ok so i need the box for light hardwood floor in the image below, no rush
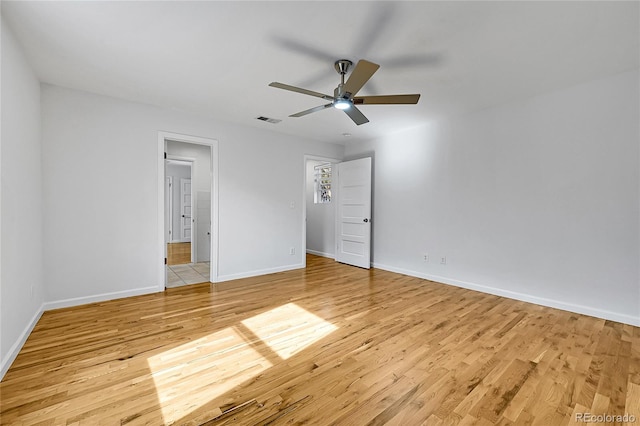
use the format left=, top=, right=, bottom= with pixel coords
left=167, top=242, right=191, bottom=265
left=1, top=255, right=638, bottom=425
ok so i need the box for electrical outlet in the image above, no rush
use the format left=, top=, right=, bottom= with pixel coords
left=440, top=256, right=447, bottom=265
left=423, top=253, right=429, bottom=262
left=289, top=247, right=295, bottom=255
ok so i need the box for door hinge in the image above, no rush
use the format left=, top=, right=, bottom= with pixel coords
left=164, top=257, right=167, bottom=265
left=164, top=152, right=167, bottom=159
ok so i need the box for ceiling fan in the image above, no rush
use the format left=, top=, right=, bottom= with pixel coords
left=269, top=59, right=420, bottom=125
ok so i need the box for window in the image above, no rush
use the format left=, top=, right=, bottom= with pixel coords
left=314, top=163, right=332, bottom=204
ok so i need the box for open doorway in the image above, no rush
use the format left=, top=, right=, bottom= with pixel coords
left=158, top=132, right=219, bottom=290
left=302, top=155, right=340, bottom=267
left=303, top=155, right=373, bottom=270
left=165, top=144, right=209, bottom=287
left=165, top=159, right=193, bottom=267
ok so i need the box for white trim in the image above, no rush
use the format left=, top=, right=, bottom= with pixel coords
left=158, top=135, right=165, bottom=290
left=373, top=262, right=640, bottom=327
left=43, top=287, right=160, bottom=311
left=216, top=263, right=304, bottom=283
left=1, top=305, right=44, bottom=380
left=1, top=285, right=159, bottom=380
left=306, top=249, right=334, bottom=258
left=165, top=176, right=173, bottom=242
left=158, top=131, right=219, bottom=288
left=302, top=155, right=341, bottom=268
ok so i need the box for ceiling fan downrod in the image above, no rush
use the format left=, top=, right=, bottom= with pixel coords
left=334, top=59, right=353, bottom=103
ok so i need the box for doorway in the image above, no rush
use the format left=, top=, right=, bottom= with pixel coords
left=303, top=155, right=340, bottom=267
left=157, top=131, right=219, bottom=290
left=165, top=159, right=193, bottom=267
left=164, top=148, right=208, bottom=287
left=303, top=155, right=372, bottom=270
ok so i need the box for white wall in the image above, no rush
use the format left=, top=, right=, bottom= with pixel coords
left=166, top=141, right=211, bottom=262
left=1, top=18, right=45, bottom=377
left=166, top=162, right=191, bottom=242
left=305, top=160, right=336, bottom=257
left=345, top=70, right=640, bottom=325
left=41, top=84, right=344, bottom=304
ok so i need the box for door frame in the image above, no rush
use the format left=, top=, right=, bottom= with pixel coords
left=302, top=154, right=341, bottom=268
left=158, top=131, right=219, bottom=290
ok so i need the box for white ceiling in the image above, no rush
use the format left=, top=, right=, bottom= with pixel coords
left=2, top=1, right=638, bottom=145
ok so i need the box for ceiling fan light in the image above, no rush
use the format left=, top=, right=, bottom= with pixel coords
left=334, top=99, right=351, bottom=110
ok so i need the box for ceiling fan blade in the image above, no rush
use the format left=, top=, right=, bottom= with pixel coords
left=353, top=94, right=421, bottom=105
left=344, top=105, right=369, bottom=125
left=271, top=36, right=336, bottom=63
left=383, top=52, right=444, bottom=68
left=290, top=103, right=333, bottom=118
left=352, top=2, right=395, bottom=58
left=269, top=82, right=333, bottom=100
left=343, top=60, right=380, bottom=97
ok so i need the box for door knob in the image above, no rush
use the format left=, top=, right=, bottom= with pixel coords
left=363, top=218, right=369, bottom=223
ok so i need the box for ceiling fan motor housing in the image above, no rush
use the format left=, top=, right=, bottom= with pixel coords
left=334, top=86, right=351, bottom=100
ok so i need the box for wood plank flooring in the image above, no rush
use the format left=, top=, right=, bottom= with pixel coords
left=167, top=242, right=191, bottom=265
left=1, top=255, right=638, bottom=425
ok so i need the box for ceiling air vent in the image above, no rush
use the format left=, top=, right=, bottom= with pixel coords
left=255, top=116, right=282, bottom=124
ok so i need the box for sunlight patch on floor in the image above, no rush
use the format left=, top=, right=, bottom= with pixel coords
left=241, top=302, right=338, bottom=360
left=147, top=326, right=272, bottom=423
left=146, top=303, right=338, bottom=423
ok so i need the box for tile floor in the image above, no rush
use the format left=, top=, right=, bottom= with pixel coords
left=166, top=262, right=210, bottom=288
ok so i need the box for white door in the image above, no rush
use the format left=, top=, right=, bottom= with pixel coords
left=180, top=178, right=192, bottom=242
left=336, top=157, right=372, bottom=269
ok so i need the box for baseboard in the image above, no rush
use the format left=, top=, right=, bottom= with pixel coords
left=1, top=304, right=44, bottom=381
left=373, top=262, right=640, bottom=327
left=216, top=263, right=304, bottom=283
left=4, top=263, right=635, bottom=383
left=43, top=286, right=160, bottom=311
left=306, top=249, right=335, bottom=259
